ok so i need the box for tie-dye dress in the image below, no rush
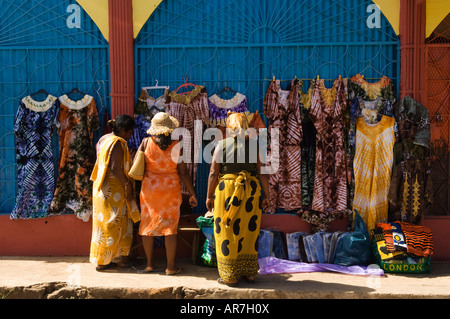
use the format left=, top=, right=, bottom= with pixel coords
left=352, top=116, right=395, bottom=233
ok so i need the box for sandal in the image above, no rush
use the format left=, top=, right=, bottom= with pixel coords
left=241, top=276, right=256, bottom=284
left=217, top=278, right=238, bottom=287
left=165, top=267, right=183, bottom=276
left=96, top=262, right=118, bottom=272
left=139, top=266, right=162, bottom=274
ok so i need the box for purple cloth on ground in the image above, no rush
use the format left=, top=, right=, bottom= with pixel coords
left=258, top=257, right=385, bottom=276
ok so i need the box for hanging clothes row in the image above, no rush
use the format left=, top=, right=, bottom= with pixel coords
left=265, top=74, right=431, bottom=233
left=12, top=91, right=100, bottom=221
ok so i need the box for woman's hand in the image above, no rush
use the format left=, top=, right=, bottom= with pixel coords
left=261, top=198, right=270, bottom=212
left=205, top=197, right=214, bottom=212
left=125, top=181, right=134, bottom=202
left=189, top=195, right=198, bottom=208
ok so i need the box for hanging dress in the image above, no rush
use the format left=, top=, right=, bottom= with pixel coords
left=139, top=138, right=182, bottom=236
left=353, top=115, right=395, bottom=233
left=165, top=85, right=210, bottom=207
left=11, top=95, right=59, bottom=219
left=310, top=79, right=348, bottom=215
left=298, top=80, right=316, bottom=208
left=208, top=92, right=249, bottom=137
left=263, top=79, right=303, bottom=213
left=89, top=135, right=140, bottom=266
left=128, top=88, right=168, bottom=152
left=48, top=94, right=99, bottom=222
left=388, top=159, right=433, bottom=224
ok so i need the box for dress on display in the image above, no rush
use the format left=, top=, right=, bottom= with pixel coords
left=11, top=95, right=59, bottom=219
left=309, top=78, right=348, bottom=218
left=165, top=85, right=210, bottom=201
left=298, top=80, right=316, bottom=208
left=48, top=94, right=99, bottom=222
left=347, top=74, right=397, bottom=208
left=264, top=79, right=303, bottom=213
left=388, top=159, right=433, bottom=224
left=353, top=115, right=395, bottom=233
left=128, top=88, right=168, bottom=152
left=208, top=92, right=249, bottom=136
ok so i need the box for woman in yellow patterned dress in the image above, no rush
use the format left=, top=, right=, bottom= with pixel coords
left=90, top=115, right=140, bottom=271
left=206, top=112, right=270, bottom=286
left=352, top=115, right=395, bottom=234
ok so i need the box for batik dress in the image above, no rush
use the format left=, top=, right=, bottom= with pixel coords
left=263, top=79, right=303, bottom=213
left=89, top=135, right=140, bottom=266
left=353, top=116, right=395, bottom=233
left=49, top=94, right=99, bottom=221
left=213, top=137, right=261, bottom=283
left=307, top=79, right=348, bottom=230
left=347, top=74, right=397, bottom=207
left=298, top=80, right=316, bottom=208
left=388, top=159, right=433, bottom=224
left=11, top=95, right=59, bottom=219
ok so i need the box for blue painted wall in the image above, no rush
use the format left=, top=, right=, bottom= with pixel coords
left=135, top=0, right=400, bottom=214
left=0, top=1, right=110, bottom=214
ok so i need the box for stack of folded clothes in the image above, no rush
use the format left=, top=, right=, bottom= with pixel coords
left=371, top=222, right=433, bottom=274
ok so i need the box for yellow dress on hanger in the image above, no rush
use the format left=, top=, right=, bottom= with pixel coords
left=352, top=115, right=395, bottom=233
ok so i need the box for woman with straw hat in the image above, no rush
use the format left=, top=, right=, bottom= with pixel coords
left=137, top=112, right=197, bottom=274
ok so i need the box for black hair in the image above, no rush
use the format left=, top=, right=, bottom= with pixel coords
left=153, top=134, right=172, bottom=151
left=107, top=114, right=135, bottom=135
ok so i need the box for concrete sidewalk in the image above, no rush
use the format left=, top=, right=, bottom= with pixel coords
left=1, top=256, right=450, bottom=299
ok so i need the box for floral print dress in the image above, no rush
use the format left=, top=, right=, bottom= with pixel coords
left=11, top=95, right=59, bottom=219
left=48, top=94, right=99, bottom=221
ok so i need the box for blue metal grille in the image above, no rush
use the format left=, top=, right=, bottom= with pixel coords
left=135, top=0, right=400, bottom=214
left=0, top=1, right=110, bottom=214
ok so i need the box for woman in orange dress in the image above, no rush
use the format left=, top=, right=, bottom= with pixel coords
left=137, top=112, right=197, bottom=274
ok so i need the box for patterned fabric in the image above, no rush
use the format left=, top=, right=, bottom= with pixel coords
left=299, top=80, right=316, bottom=208
left=347, top=74, right=397, bottom=209
left=89, top=135, right=140, bottom=266
left=310, top=79, right=348, bottom=214
left=352, top=115, right=395, bottom=233
left=398, top=222, right=433, bottom=257
left=11, top=95, right=59, bottom=219
left=48, top=95, right=99, bottom=222
left=264, top=79, right=303, bottom=213
left=388, top=159, right=433, bottom=224
left=208, top=93, right=249, bottom=128
left=166, top=85, right=209, bottom=202
left=139, top=138, right=182, bottom=236
left=348, top=74, right=396, bottom=103
left=376, top=222, right=396, bottom=253
left=213, top=171, right=261, bottom=283
left=128, top=114, right=151, bottom=152
left=128, top=89, right=168, bottom=151
left=393, top=96, right=431, bottom=165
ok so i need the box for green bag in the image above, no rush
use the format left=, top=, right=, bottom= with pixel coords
left=196, top=216, right=217, bottom=268
left=371, top=228, right=431, bottom=274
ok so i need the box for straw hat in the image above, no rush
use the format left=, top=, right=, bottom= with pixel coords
left=147, top=112, right=179, bottom=136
